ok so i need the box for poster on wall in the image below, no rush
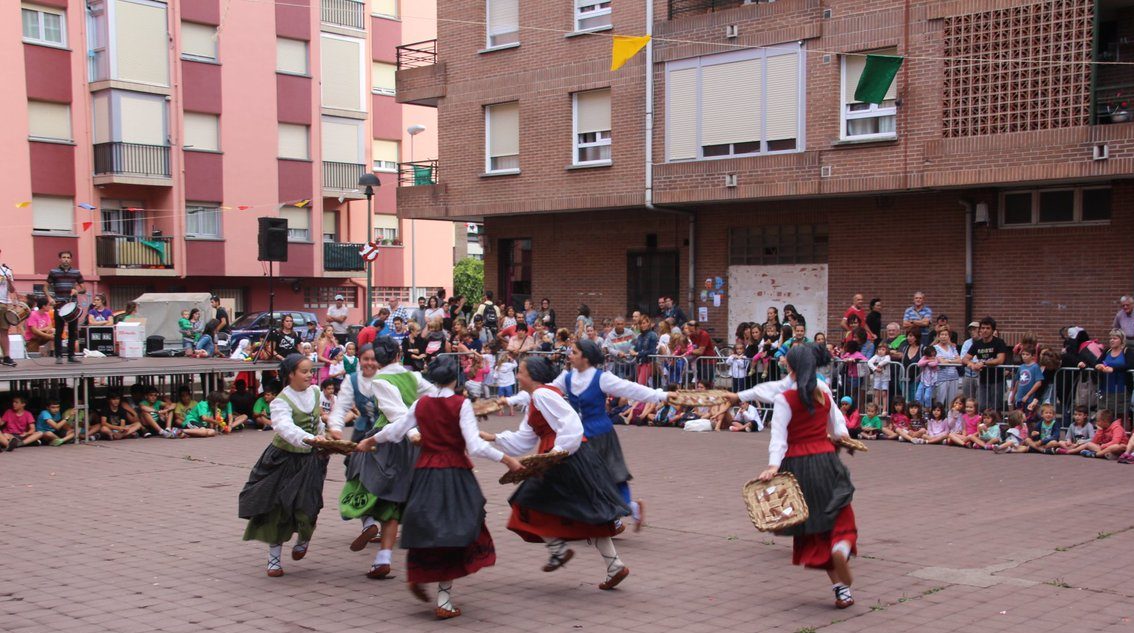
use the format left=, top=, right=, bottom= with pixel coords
left=727, top=265, right=828, bottom=340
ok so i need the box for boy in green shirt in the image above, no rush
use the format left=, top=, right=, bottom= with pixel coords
left=860, top=401, right=884, bottom=440
left=252, top=386, right=276, bottom=431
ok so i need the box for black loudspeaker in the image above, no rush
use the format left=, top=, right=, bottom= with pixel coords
left=258, top=217, right=289, bottom=262
left=145, top=335, right=165, bottom=355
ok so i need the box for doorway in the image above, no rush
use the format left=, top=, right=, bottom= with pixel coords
left=627, top=251, right=678, bottom=317
left=498, top=238, right=532, bottom=311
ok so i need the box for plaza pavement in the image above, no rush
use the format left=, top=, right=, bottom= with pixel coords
left=1, top=417, right=1132, bottom=633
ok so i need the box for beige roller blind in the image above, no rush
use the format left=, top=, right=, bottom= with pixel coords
left=277, top=37, right=308, bottom=74
left=118, top=94, right=166, bottom=144
left=373, top=214, right=398, bottom=231
left=373, top=0, right=397, bottom=17
left=372, top=139, right=399, bottom=163
left=321, top=117, right=361, bottom=163
left=576, top=89, right=610, bottom=134
left=279, top=206, right=309, bottom=230
left=32, top=195, right=73, bottom=233
left=700, top=59, right=761, bottom=146
left=487, top=102, right=519, bottom=157
left=321, top=34, right=363, bottom=110
left=765, top=52, right=800, bottom=141
left=115, top=0, right=169, bottom=86
left=488, top=0, right=519, bottom=39
left=322, top=210, right=337, bottom=238
left=183, top=112, right=219, bottom=151
left=28, top=101, right=72, bottom=141
left=92, top=93, right=110, bottom=144
left=278, top=123, right=309, bottom=159
left=666, top=67, right=698, bottom=160
left=181, top=21, right=217, bottom=60
left=843, top=47, right=897, bottom=104
left=372, top=61, right=396, bottom=93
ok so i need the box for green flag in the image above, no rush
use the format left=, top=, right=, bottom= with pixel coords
left=854, top=54, right=904, bottom=105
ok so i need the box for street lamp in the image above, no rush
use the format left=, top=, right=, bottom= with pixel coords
left=358, top=172, right=381, bottom=325
left=406, top=124, right=426, bottom=302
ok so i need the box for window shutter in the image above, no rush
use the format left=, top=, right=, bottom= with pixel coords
left=322, top=210, right=337, bottom=239
left=667, top=67, right=698, bottom=160
left=372, top=139, right=399, bottom=163
left=321, top=35, right=363, bottom=110
left=765, top=52, right=800, bottom=141
left=844, top=47, right=897, bottom=104
left=373, top=0, right=397, bottom=17
left=279, top=206, right=309, bottom=230
left=321, top=117, right=361, bottom=163
left=576, top=89, right=611, bottom=134
left=32, top=196, right=73, bottom=233
left=183, top=112, right=219, bottom=151
left=277, top=38, right=308, bottom=74
left=372, top=61, right=396, bottom=92
left=488, top=0, right=519, bottom=38
left=700, top=59, right=761, bottom=146
left=488, top=102, right=519, bottom=157
left=115, top=0, right=169, bottom=86
left=278, top=123, right=309, bottom=159
left=118, top=94, right=166, bottom=145
left=181, top=22, right=216, bottom=59
left=27, top=101, right=72, bottom=141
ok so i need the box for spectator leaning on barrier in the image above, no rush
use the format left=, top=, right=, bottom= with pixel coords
left=902, top=291, right=933, bottom=346
left=959, top=321, right=981, bottom=399
left=866, top=298, right=883, bottom=342
left=963, top=317, right=1009, bottom=411
left=1114, top=296, right=1134, bottom=348
left=684, top=320, right=715, bottom=383
left=604, top=317, right=636, bottom=371
left=841, top=293, right=867, bottom=338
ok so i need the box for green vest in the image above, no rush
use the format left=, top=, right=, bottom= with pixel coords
left=373, top=371, right=420, bottom=430
left=272, top=389, right=322, bottom=453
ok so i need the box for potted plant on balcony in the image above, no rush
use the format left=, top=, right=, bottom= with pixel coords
left=1102, top=90, right=1131, bottom=124
left=392, top=239, right=402, bottom=246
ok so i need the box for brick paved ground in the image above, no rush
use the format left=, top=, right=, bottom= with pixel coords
left=2, top=419, right=1133, bottom=632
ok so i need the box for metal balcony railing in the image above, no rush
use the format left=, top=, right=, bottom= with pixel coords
left=323, top=242, right=365, bottom=272
left=322, top=161, right=367, bottom=190
left=320, top=0, right=365, bottom=29
left=96, top=235, right=173, bottom=269
left=668, top=0, right=769, bottom=19
left=396, top=39, right=437, bottom=70
left=398, top=160, right=438, bottom=186
left=93, top=142, right=171, bottom=178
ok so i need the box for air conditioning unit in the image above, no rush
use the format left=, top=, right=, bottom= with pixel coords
left=724, top=174, right=738, bottom=188
left=725, top=24, right=738, bottom=38
left=1094, top=143, right=1110, bottom=161
left=820, top=165, right=833, bottom=178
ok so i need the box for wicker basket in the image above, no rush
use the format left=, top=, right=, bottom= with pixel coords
left=833, top=436, right=869, bottom=453
left=499, top=451, right=569, bottom=485
left=741, top=472, right=809, bottom=533
left=472, top=399, right=502, bottom=417
left=303, top=437, right=358, bottom=455
left=669, top=389, right=731, bottom=407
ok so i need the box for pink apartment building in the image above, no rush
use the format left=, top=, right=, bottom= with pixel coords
left=4, top=0, right=449, bottom=323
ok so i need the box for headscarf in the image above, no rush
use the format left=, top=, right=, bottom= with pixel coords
left=230, top=338, right=250, bottom=359
left=424, top=354, right=458, bottom=386
left=372, top=336, right=400, bottom=366
left=522, top=355, right=558, bottom=385
left=574, top=339, right=604, bottom=367
left=785, top=343, right=820, bottom=414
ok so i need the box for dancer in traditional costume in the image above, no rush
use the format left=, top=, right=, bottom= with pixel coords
left=328, top=337, right=432, bottom=579
left=239, top=354, right=329, bottom=577
left=485, top=355, right=633, bottom=590
left=742, top=344, right=859, bottom=609
left=356, top=355, right=521, bottom=619
left=503, top=339, right=663, bottom=529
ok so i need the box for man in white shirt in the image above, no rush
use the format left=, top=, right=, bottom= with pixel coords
left=325, top=294, right=350, bottom=344
left=0, top=255, right=18, bottom=366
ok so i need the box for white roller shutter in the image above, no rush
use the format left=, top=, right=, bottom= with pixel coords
left=183, top=112, right=219, bottom=151
left=487, top=0, right=519, bottom=45
left=321, top=117, right=362, bottom=163
left=28, top=101, right=72, bottom=141
left=700, top=59, right=761, bottom=146
left=181, top=22, right=216, bottom=60
left=115, top=0, right=169, bottom=86
left=321, top=34, right=363, bottom=111
left=372, top=61, right=396, bottom=93
left=666, top=67, right=698, bottom=160
left=118, top=93, right=166, bottom=145
left=278, top=123, right=309, bottom=159
left=765, top=52, right=800, bottom=141
left=277, top=38, right=308, bottom=74
left=576, top=89, right=610, bottom=134
left=487, top=102, right=519, bottom=158
left=32, top=196, right=74, bottom=233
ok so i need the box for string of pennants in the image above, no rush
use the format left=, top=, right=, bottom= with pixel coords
left=9, top=198, right=317, bottom=232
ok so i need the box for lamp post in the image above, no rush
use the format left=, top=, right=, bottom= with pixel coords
left=406, top=124, right=426, bottom=302
left=358, top=172, right=381, bottom=325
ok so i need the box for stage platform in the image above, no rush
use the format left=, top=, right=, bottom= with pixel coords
left=0, top=356, right=265, bottom=381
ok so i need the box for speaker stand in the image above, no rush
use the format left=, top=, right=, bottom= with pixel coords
left=253, top=260, right=276, bottom=365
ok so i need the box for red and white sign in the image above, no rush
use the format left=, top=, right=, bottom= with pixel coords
left=359, top=241, right=380, bottom=262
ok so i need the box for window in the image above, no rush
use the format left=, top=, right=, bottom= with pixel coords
left=485, top=101, right=520, bottom=172
left=374, top=214, right=398, bottom=241
left=375, top=227, right=398, bottom=241
left=372, top=286, right=412, bottom=304
left=728, top=225, right=829, bottom=265
left=999, top=187, right=1111, bottom=227
left=278, top=123, right=310, bottom=160
left=372, top=61, right=396, bottom=96
left=666, top=44, right=803, bottom=161
left=304, top=285, right=356, bottom=309
left=575, top=0, right=611, bottom=32
left=486, top=0, right=519, bottom=48
left=27, top=101, right=72, bottom=142
left=841, top=48, right=897, bottom=140
left=372, top=0, right=398, bottom=18
left=573, top=89, right=611, bottom=165
left=372, top=139, right=399, bottom=172
left=91, top=90, right=167, bottom=145
left=183, top=112, right=219, bottom=151
left=22, top=4, right=66, bottom=47
left=321, top=34, right=365, bottom=111
left=279, top=206, right=310, bottom=241
left=321, top=116, right=364, bottom=163
left=113, top=0, right=170, bottom=86
left=322, top=210, right=337, bottom=242
left=181, top=22, right=217, bottom=61
left=186, top=202, right=221, bottom=238
left=277, top=37, right=308, bottom=75
left=101, top=202, right=145, bottom=236
left=31, top=196, right=74, bottom=234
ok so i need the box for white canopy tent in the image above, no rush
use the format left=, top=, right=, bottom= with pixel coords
left=133, top=292, right=214, bottom=349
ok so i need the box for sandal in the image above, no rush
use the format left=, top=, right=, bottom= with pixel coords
left=542, top=548, right=574, bottom=572
left=351, top=524, right=380, bottom=552
left=434, top=606, right=462, bottom=620
left=291, top=543, right=309, bottom=561
left=599, top=566, right=630, bottom=590
left=367, top=564, right=391, bottom=579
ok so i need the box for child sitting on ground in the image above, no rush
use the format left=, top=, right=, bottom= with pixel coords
left=63, top=405, right=98, bottom=441
left=946, top=395, right=966, bottom=435
left=1027, top=403, right=1062, bottom=453
left=924, top=402, right=952, bottom=444
left=838, top=396, right=862, bottom=439
left=973, top=409, right=1003, bottom=450
left=2, top=395, right=42, bottom=449
left=859, top=402, right=884, bottom=440
left=172, top=386, right=197, bottom=427
left=100, top=391, right=142, bottom=441
left=946, top=398, right=982, bottom=447
left=320, top=379, right=337, bottom=425
left=252, top=383, right=277, bottom=431
left=35, top=399, right=74, bottom=446
left=139, top=385, right=178, bottom=438
left=881, top=397, right=909, bottom=441
left=1061, top=409, right=1127, bottom=459
left=1054, top=406, right=1094, bottom=452
left=729, top=400, right=764, bottom=432
left=992, top=410, right=1030, bottom=454
left=904, top=402, right=928, bottom=443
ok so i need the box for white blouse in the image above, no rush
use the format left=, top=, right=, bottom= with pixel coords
left=371, top=388, right=504, bottom=463
left=506, top=366, right=667, bottom=408
left=493, top=388, right=584, bottom=457
left=738, top=377, right=848, bottom=468
left=270, top=386, right=325, bottom=448
left=328, top=365, right=434, bottom=433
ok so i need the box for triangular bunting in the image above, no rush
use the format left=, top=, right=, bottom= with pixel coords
left=611, top=35, right=650, bottom=71
left=854, top=54, right=904, bottom=105
left=81, top=221, right=93, bottom=231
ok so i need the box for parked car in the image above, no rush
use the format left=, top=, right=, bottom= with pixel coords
left=227, top=311, right=319, bottom=353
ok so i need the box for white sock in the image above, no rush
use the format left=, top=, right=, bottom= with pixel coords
left=593, top=537, right=624, bottom=577
left=373, top=548, right=392, bottom=566
left=362, top=516, right=377, bottom=530
left=268, top=544, right=282, bottom=570
left=293, top=539, right=309, bottom=553
left=629, top=500, right=641, bottom=522
left=546, top=538, right=568, bottom=559
left=437, top=581, right=454, bottom=611
left=832, top=540, right=851, bottom=560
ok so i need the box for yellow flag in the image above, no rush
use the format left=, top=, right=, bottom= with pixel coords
left=611, top=35, right=650, bottom=71
left=14, top=201, right=30, bottom=208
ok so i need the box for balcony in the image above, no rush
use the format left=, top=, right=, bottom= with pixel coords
left=323, top=241, right=365, bottom=273
left=668, top=0, right=770, bottom=19
left=323, top=161, right=367, bottom=196
left=92, top=142, right=172, bottom=186
left=96, top=235, right=175, bottom=275
left=320, top=0, right=365, bottom=30
left=398, top=160, right=438, bottom=187
left=395, top=40, right=445, bottom=107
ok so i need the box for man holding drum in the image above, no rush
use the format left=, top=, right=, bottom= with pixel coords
left=0, top=254, right=19, bottom=367
left=47, top=250, right=85, bottom=364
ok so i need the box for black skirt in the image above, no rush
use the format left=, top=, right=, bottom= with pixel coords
left=509, top=442, right=630, bottom=525
left=400, top=468, right=488, bottom=549
left=776, top=451, right=854, bottom=537
left=344, top=427, right=419, bottom=504
left=586, top=429, right=632, bottom=484
left=238, top=444, right=328, bottom=534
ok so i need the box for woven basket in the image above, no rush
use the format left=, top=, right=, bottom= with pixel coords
left=669, top=389, right=731, bottom=407
left=741, top=472, right=809, bottom=533
left=499, top=451, right=569, bottom=485
left=303, top=437, right=358, bottom=455
left=472, top=400, right=502, bottom=417
left=833, top=436, right=869, bottom=453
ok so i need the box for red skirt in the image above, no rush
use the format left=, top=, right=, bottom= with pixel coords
left=406, top=524, right=496, bottom=583
left=791, top=504, right=858, bottom=570
left=507, top=504, right=623, bottom=543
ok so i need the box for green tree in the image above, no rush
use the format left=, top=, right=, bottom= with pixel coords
left=453, top=257, right=484, bottom=303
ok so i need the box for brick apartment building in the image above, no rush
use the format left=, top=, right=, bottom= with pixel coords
left=397, top=0, right=1134, bottom=345
left=6, top=0, right=452, bottom=323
